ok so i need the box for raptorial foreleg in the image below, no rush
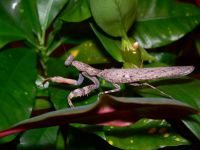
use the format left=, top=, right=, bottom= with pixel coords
left=67, top=72, right=100, bottom=107
left=43, top=74, right=84, bottom=86
left=130, top=82, right=174, bottom=99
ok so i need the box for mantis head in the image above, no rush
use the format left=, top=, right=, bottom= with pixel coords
left=64, top=55, right=74, bottom=66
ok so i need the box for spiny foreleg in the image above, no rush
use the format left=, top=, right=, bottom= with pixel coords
left=130, top=82, right=174, bottom=100
left=43, top=74, right=84, bottom=86
left=67, top=72, right=100, bottom=107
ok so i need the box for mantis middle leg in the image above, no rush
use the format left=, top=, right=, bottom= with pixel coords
left=67, top=72, right=100, bottom=107
left=99, top=83, right=121, bottom=96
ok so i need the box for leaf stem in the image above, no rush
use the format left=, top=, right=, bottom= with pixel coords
left=46, top=39, right=63, bottom=56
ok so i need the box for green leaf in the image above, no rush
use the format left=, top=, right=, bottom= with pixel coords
left=37, top=0, right=68, bottom=32
left=0, top=37, right=22, bottom=49
left=66, top=125, right=117, bottom=149
left=66, top=40, right=110, bottom=64
left=0, top=0, right=40, bottom=47
left=72, top=120, right=190, bottom=150
left=49, top=86, right=71, bottom=110
left=17, top=126, right=59, bottom=150
left=90, top=0, right=137, bottom=37
left=91, top=23, right=123, bottom=62
left=60, top=0, right=91, bottom=22
left=0, top=48, right=36, bottom=142
left=150, top=52, right=177, bottom=66
left=34, top=98, right=51, bottom=111
left=132, top=0, right=200, bottom=48
left=195, top=40, right=200, bottom=56
left=103, top=119, right=189, bottom=150
left=20, top=0, right=41, bottom=36
left=140, top=47, right=156, bottom=62
left=0, top=94, right=198, bottom=138
left=56, top=130, right=65, bottom=150
left=182, top=115, right=200, bottom=142
left=121, top=38, right=143, bottom=68
left=91, top=23, right=156, bottom=63
left=136, top=78, right=200, bottom=140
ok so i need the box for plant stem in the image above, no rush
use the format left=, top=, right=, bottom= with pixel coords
left=46, top=39, right=63, bottom=56
left=36, top=31, right=49, bottom=75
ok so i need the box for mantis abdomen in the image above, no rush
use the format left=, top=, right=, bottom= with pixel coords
left=98, top=66, right=194, bottom=83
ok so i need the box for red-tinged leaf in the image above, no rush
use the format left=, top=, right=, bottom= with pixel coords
left=0, top=94, right=198, bottom=138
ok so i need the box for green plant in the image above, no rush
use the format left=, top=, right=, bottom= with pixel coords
left=0, top=0, right=200, bottom=149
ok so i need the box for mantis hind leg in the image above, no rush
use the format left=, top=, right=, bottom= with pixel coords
left=130, top=82, right=174, bottom=100
left=67, top=72, right=100, bottom=107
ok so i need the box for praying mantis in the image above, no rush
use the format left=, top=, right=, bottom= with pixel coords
left=44, top=54, right=194, bottom=107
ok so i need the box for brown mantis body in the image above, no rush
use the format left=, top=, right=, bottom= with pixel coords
left=45, top=55, right=194, bottom=107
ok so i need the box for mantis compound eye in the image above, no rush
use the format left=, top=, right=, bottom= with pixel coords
left=64, top=55, right=74, bottom=66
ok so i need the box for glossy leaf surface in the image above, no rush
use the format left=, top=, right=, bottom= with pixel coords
left=90, top=0, right=137, bottom=37
left=66, top=40, right=110, bottom=64
left=104, top=120, right=189, bottom=150
left=0, top=48, right=36, bottom=142
left=60, top=0, right=91, bottom=22
left=17, top=126, right=59, bottom=150
left=0, top=0, right=40, bottom=47
left=132, top=0, right=200, bottom=48
left=91, top=23, right=123, bottom=62
left=137, top=78, right=200, bottom=140
left=76, top=119, right=189, bottom=150
left=37, top=0, right=68, bottom=32
left=91, top=23, right=155, bottom=63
